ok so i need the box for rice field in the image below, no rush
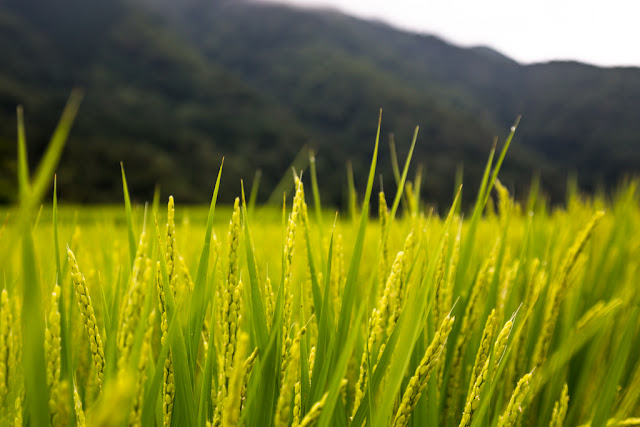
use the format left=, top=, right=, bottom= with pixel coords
left=1, top=103, right=640, bottom=426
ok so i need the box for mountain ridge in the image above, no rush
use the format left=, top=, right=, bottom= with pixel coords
left=0, top=0, right=638, bottom=206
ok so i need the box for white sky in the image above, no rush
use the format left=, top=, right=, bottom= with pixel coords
left=258, top=0, right=640, bottom=67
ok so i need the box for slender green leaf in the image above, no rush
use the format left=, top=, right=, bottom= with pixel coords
left=592, top=305, right=640, bottom=427
left=188, top=159, right=223, bottom=365
left=241, top=180, right=269, bottom=350
left=121, top=162, right=137, bottom=268
left=29, top=89, right=83, bottom=211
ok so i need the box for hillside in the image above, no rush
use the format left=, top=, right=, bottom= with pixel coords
left=1, top=0, right=638, bottom=206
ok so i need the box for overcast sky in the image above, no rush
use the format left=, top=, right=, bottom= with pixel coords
left=259, top=0, right=639, bottom=67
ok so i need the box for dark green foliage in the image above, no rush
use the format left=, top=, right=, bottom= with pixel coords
left=0, top=0, right=639, bottom=207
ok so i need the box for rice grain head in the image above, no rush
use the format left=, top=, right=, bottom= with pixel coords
left=533, top=212, right=604, bottom=368
left=117, top=233, right=149, bottom=371
left=393, top=314, right=455, bottom=427
left=223, top=332, right=249, bottom=427
left=497, top=370, right=534, bottom=427
left=550, top=383, right=570, bottom=427
left=459, top=358, right=489, bottom=427
left=241, top=346, right=259, bottom=412
left=0, top=289, right=12, bottom=407
left=467, top=309, right=497, bottom=398
left=156, top=260, right=174, bottom=427
left=299, top=391, right=329, bottom=427
left=45, top=285, right=62, bottom=423
left=353, top=251, right=403, bottom=416
left=491, top=317, right=514, bottom=377
left=446, top=245, right=498, bottom=422
left=166, top=196, right=177, bottom=296
left=74, top=386, right=86, bottom=427
left=129, top=310, right=156, bottom=427
left=378, top=191, right=390, bottom=296
left=275, top=326, right=305, bottom=427
left=281, top=178, right=305, bottom=381
left=68, top=247, right=105, bottom=392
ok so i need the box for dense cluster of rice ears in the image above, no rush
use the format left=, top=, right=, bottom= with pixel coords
left=1, top=101, right=640, bottom=426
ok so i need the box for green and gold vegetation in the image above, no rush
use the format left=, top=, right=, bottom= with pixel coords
left=2, top=0, right=640, bottom=206
left=1, top=97, right=640, bottom=427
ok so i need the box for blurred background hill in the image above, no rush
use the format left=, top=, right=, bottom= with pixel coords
left=0, top=0, right=639, bottom=207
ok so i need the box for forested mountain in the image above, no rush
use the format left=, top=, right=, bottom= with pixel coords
left=1, top=0, right=638, bottom=206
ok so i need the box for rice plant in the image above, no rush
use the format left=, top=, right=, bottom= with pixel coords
left=1, top=100, right=639, bottom=427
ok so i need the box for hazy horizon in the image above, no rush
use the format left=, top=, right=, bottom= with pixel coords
left=257, top=0, right=640, bottom=68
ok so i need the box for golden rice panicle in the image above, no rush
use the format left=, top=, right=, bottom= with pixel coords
left=299, top=391, right=329, bottom=427
left=533, top=212, right=603, bottom=369
left=264, top=276, right=275, bottom=331
left=433, top=232, right=450, bottom=328
left=550, top=383, right=570, bottom=427
left=378, top=190, right=390, bottom=294
left=82, top=348, right=98, bottom=408
left=494, top=179, right=512, bottom=223
left=117, top=246, right=150, bottom=371
left=435, top=222, right=461, bottom=390
left=9, top=306, right=21, bottom=421
left=45, top=284, right=62, bottom=423
left=293, top=381, right=302, bottom=426
left=353, top=251, right=403, bottom=416
left=14, top=395, right=22, bottom=427
left=391, top=229, right=417, bottom=334
left=178, top=254, right=194, bottom=293
left=116, top=230, right=146, bottom=361
left=467, top=309, right=497, bottom=398
left=166, top=195, right=177, bottom=295
left=227, top=197, right=241, bottom=290
left=446, top=245, right=498, bottom=421
left=616, top=347, right=640, bottom=420
left=523, top=258, right=542, bottom=308
left=393, top=315, right=455, bottom=427
left=275, top=326, right=305, bottom=427
left=241, top=346, right=259, bottom=412
left=219, top=198, right=241, bottom=385
left=558, top=211, right=605, bottom=287
left=459, top=358, right=490, bottom=427
left=353, top=310, right=376, bottom=417
left=281, top=179, right=304, bottom=381
left=223, top=332, right=249, bottom=427
left=163, top=355, right=175, bottom=427
left=132, top=229, right=149, bottom=282
left=574, top=300, right=622, bottom=333
left=0, top=289, right=12, bottom=407
left=405, top=181, right=417, bottom=215
left=215, top=199, right=244, bottom=427
left=331, top=232, right=345, bottom=323
left=308, top=345, right=316, bottom=381
left=156, top=261, right=174, bottom=427
left=74, top=385, right=86, bottom=427
left=385, top=247, right=415, bottom=337
left=378, top=251, right=404, bottom=339
left=492, top=317, right=514, bottom=377
left=130, top=310, right=156, bottom=427
left=224, top=278, right=243, bottom=381
left=605, top=418, right=640, bottom=426
left=497, top=370, right=534, bottom=427
left=67, top=247, right=105, bottom=392
left=157, top=261, right=167, bottom=327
